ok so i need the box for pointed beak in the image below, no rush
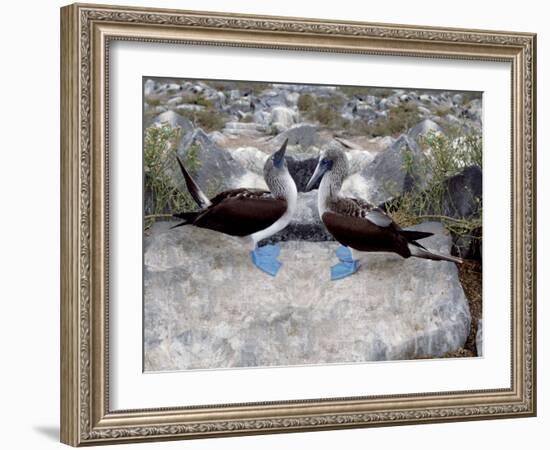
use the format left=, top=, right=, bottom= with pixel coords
left=272, top=139, right=288, bottom=168
left=305, top=160, right=328, bottom=191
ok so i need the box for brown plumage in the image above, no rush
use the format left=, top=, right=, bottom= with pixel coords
left=174, top=189, right=287, bottom=237
left=306, top=145, right=462, bottom=265
left=322, top=211, right=413, bottom=258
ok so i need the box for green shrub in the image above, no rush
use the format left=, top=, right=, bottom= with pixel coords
left=143, top=124, right=198, bottom=231
left=177, top=108, right=226, bottom=132
left=348, top=103, right=421, bottom=137
left=435, top=106, right=452, bottom=117
left=297, top=93, right=315, bottom=112
left=298, top=94, right=348, bottom=129
left=383, top=103, right=421, bottom=135
left=145, top=97, right=161, bottom=107
left=182, top=94, right=215, bottom=108
left=385, top=130, right=482, bottom=250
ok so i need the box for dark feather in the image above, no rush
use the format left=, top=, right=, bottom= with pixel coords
left=174, top=188, right=286, bottom=237
left=176, top=155, right=210, bottom=208
left=400, top=230, right=434, bottom=242
left=322, top=211, right=411, bottom=258
left=331, top=197, right=394, bottom=227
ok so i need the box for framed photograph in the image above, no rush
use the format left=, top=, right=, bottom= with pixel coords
left=60, top=3, right=536, bottom=446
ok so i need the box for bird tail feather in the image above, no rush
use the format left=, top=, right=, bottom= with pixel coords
left=409, top=245, right=463, bottom=264
left=170, top=211, right=200, bottom=229
left=175, top=155, right=211, bottom=208
left=401, top=230, right=434, bottom=242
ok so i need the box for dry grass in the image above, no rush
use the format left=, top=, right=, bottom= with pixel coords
left=458, top=260, right=482, bottom=356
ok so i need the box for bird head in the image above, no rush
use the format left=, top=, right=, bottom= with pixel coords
left=305, top=145, right=347, bottom=191
left=264, top=139, right=288, bottom=173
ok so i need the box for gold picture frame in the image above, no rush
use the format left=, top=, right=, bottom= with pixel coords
left=60, top=2, right=536, bottom=446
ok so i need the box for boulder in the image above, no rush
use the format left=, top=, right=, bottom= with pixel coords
left=346, top=150, right=376, bottom=175
left=452, top=93, right=464, bottom=105
left=228, top=99, right=252, bottom=114
left=152, top=110, right=193, bottom=132
left=342, top=135, right=426, bottom=205
left=442, top=165, right=482, bottom=218
left=175, top=128, right=245, bottom=191
left=461, top=98, right=482, bottom=123
left=144, top=79, right=158, bottom=98
left=144, top=221, right=471, bottom=371
left=408, top=119, right=443, bottom=141
left=228, top=146, right=267, bottom=173
left=261, top=90, right=289, bottom=107
left=222, top=121, right=267, bottom=136
left=270, top=106, right=297, bottom=132
left=175, top=104, right=204, bottom=113
left=271, top=123, right=320, bottom=149
left=285, top=92, right=300, bottom=106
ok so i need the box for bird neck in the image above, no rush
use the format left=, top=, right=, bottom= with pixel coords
left=249, top=169, right=297, bottom=246
left=318, top=170, right=343, bottom=216
left=266, top=169, right=297, bottom=206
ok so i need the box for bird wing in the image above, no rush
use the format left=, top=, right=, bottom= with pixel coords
left=322, top=210, right=411, bottom=258
left=332, top=197, right=395, bottom=228
left=208, top=188, right=272, bottom=205
left=192, top=189, right=287, bottom=237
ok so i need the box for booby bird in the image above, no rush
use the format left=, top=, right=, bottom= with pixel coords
left=172, top=139, right=297, bottom=276
left=305, top=146, right=463, bottom=280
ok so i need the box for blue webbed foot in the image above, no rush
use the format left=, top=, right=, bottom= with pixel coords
left=251, top=244, right=282, bottom=276
left=331, top=246, right=360, bottom=280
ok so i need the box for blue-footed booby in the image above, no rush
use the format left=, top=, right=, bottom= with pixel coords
left=305, top=145, right=463, bottom=280
left=173, top=139, right=297, bottom=276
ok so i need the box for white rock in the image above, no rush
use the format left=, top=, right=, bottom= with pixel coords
left=144, top=221, right=471, bottom=370
left=235, top=171, right=268, bottom=190
left=152, top=110, right=192, bottom=131
left=452, top=93, right=464, bottom=105
left=209, top=131, right=227, bottom=146
left=346, top=150, right=375, bottom=174
left=408, top=119, right=443, bottom=141
left=228, top=147, right=268, bottom=173
left=144, top=79, right=158, bottom=97
left=286, top=92, right=300, bottom=106
left=166, top=96, right=184, bottom=106
left=270, top=106, right=296, bottom=131
left=175, top=104, right=204, bottom=113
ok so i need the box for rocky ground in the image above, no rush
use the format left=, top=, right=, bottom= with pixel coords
left=144, top=222, right=471, bottom=371
left=143, top=78, right=483, bottom=370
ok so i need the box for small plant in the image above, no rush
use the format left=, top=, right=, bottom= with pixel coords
left=185, top=94, right=215, bottom=108
left=297, top=93, right=315, bottom=112
left=298, top=94, right=349, bottom=129
left=313, top=105, right=340, bottom=126
left=461, top=91, right=482, bottom=104
left=347, top=103, right=422, bottom=138
left=143, top=123, right=198, bottom=232
left=177, top=108, right=226, bottom=132
left=384, top=130, right=482, bottom=253
left=435, top=106, right=452, bottom=117
left=383, top=103, right=421, bottom=135
left=145, top=97, right=161, bottom=107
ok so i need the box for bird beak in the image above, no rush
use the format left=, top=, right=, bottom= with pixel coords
left=305, top=160, right=328, bottom=191
left=272, top=139, right=288, bottom=168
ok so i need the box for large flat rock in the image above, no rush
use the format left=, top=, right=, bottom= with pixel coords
left=144, top=221, right=471, bottom=371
